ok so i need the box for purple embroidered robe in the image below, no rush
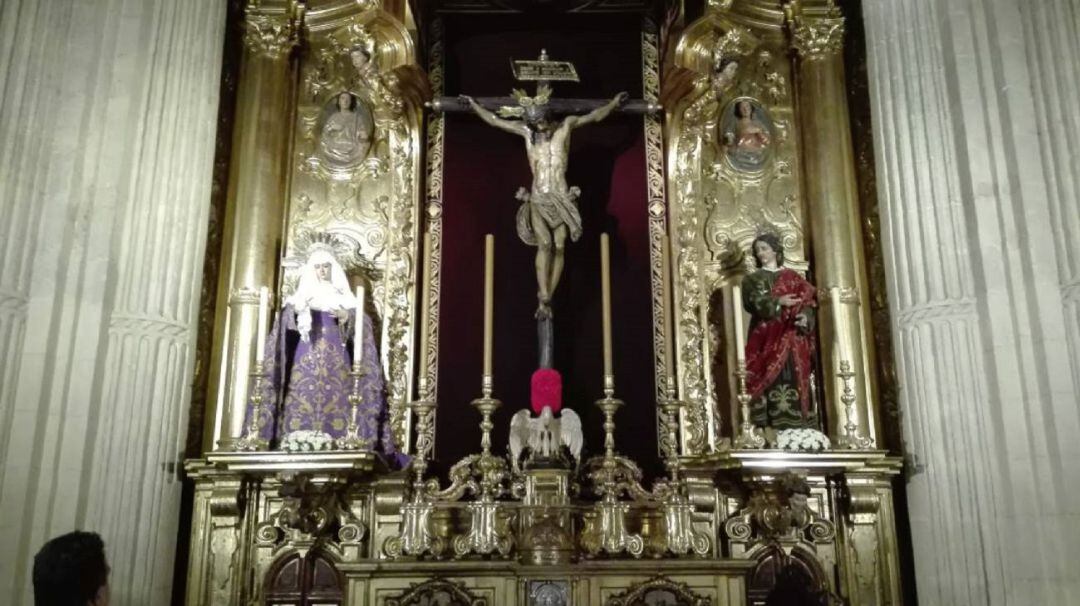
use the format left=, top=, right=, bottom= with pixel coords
left=243, top=304, right=404, bottom=464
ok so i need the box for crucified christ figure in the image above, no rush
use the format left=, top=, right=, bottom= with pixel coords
left=461, top=88, right=628, bottom=319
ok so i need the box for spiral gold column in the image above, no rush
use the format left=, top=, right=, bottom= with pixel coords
left=787, top=4, right=879, bottom=447
left=206, top=1, right=301, bottom=450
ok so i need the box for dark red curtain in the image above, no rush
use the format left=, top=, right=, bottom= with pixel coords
left=433, top=13, right=661, bottom=479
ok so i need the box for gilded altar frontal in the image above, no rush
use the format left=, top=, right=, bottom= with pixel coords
left=7, top=0, right=1080, bottom=604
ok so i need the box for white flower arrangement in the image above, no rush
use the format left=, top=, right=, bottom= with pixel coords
left=280, top=430, right=335, bottom=452
left=774, top=428, right=831, bottom=452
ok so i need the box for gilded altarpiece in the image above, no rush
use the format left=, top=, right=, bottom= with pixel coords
left=663, top=12, right=808, bottom=453
left=283, top=11, right=427, bottom=453
left=183, top=2, right=907, bottom=606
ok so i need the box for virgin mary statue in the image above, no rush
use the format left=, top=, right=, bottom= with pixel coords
left=243, top=247, right=403, bottom=463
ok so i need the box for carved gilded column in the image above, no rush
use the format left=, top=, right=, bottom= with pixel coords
left=787, top=5, right=878, bottom=447
left=184, top=468, right=246, bottom=606
left=208, top=1, right=301, bottom=449
left=836, top=474, right=902, bottom=606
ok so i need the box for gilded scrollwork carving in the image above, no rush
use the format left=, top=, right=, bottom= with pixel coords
left=254, top=475, right=368, bottom=549
left=668, top=11, right=812, bottom=451
left=419, top=19, right=446, bottom=398
left=642, top=26, right=670, bottom=408
left=605, top=575, right=710, bottom=606
left=285, top=12, right=427, bottom=454
left=722, top=474, right=835, bottom=547
left=385, top=578, right=488, bottom=606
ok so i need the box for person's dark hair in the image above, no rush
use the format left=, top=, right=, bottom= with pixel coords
left=751, top=232, right=785, bottom=268
left=33, top=531, right=108, bottom=605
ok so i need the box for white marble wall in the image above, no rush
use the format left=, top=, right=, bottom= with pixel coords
left=0, top=0, right=224, bottom=603
left=863, top=0, right=1080, bottom=604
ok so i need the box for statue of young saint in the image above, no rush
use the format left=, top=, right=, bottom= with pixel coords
left=460, top=86, right=628, bottom=319
left=741, top=233, right=819, bottom=430
left=244, top=247, right=404, bottom=462
left=723, top=99, right=771, bottom=169
left=318, top=91, right=373, bottom=169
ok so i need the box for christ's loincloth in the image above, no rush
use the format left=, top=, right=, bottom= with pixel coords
left=515, top=186, right=583, bottom=246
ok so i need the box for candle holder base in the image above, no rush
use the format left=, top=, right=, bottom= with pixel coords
left=236, top=369, right=270, bottom=452
left=836, top=360, right=874, bottom=450
left=658, top=489, right=711, bottom=556
left=338, top=367, right=375, bottom=451
left=581, top=495, right=644, bottom=558
left=733, top=361, right=766, bottom=450
left=384, top=497, right=447, bottom=558
left=454, top=497, right=515, bottom=557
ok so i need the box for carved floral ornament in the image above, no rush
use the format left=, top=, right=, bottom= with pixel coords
left=254, top=475, right=367, bottom=548
left=723, top=474, right=836, bottom=546
left=787, top=14, right=845, bottom=60
left=605, top=575, right=710, bottom=606
left=385, top=578, right=487, bottom=606
left=243, top=12, right=299, bottom=59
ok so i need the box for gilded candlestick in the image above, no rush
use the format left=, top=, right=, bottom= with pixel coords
left=235, top=362, right=270, bottom=451
left=835, top=359, right=872, bottom=449
left=339, top=366, right=370, bottom=450
left=733, top=359, right=765, bottom=449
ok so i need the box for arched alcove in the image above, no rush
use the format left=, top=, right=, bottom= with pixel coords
left=265, top=551, right=344, bottom=606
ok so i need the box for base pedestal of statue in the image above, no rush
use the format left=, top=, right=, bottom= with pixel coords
left=682, top=450, right=904, bottom=606
left=338, top=559, right=754, bottom=605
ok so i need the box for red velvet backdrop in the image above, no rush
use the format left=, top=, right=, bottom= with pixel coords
left=434, top=14, right=661, bottom=479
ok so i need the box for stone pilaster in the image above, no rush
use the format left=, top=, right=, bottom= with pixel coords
left=864, top=0, right=1080, bottom=603
left=0, top=0, right=65, bottom=487
left=80, top=1, right=226, bottom=603
left=0, top=0, right=225, bottom=603
left=1019, top=0, right=1080, bottom=430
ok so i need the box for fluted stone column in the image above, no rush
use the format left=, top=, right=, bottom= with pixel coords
left=0, top=0, right=64, bottom=482
left=788, top=6, right=879, bottom=447
left=207, top=1, right=299, bottom=450
left=1019, top=0, right=1080, bottom=417
left=864, top=0, right=1080, bottom=603
left=0, top=0, right=224, bottom=603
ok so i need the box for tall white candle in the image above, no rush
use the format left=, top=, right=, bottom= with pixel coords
left=601, top=233, right=613, bottom=379
left=255, top=286, right=268, bottom=363
left=832, top=286, right=845, bottom=362
left=418, top=232, right=432, bottom=392
left=482, top=235, right=494, bottom=378
left=732, top=283, right=745, bottom=363
left=355, top=285, right=365, bottom=368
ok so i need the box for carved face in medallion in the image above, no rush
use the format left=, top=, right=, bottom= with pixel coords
left=721, top=97, right=774, bottom=172
left=317, top=91, right=374, bottom=171
left=337, top=92, right=352, bottom=111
